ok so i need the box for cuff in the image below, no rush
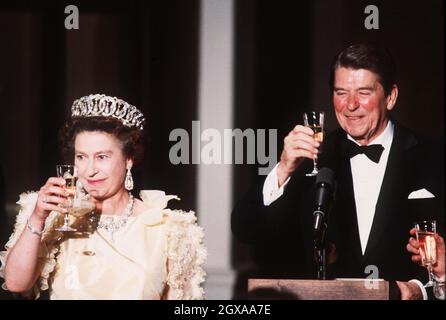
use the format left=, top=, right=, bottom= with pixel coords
left=433, top=274, right=445, bottom=283
left=433, top=274, right=445, bottom=300
left=262, top=163, right=291, bottom=206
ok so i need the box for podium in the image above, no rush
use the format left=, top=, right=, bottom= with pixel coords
left=248, top=279, right=393, bottom=300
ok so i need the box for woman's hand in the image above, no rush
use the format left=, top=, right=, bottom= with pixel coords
left=32, top=177, right=69, bottom=222
left=407, top=228, right=445, bottom=279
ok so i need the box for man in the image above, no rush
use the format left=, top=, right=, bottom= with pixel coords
left=231, top=43, right=444, bottom=299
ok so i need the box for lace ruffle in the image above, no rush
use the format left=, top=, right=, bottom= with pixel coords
left=164, top=209, right=207, bottom=300
left=0, top=192, right=61, bottom=299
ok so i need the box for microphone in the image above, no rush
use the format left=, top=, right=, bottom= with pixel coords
left=313, top=168, right=334, bottom=232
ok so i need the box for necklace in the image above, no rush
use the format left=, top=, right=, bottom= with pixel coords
left=93, top=193, right=134, bottom=241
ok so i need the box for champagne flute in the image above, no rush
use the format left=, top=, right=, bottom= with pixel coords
left=414, top=220, right=437, bottom=287
left=303, top=111, right=324, bottom=176
left=56, top=164, right=78, bottom=232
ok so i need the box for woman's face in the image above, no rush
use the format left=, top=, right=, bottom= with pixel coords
left=74, top=131, right=132, bottom=200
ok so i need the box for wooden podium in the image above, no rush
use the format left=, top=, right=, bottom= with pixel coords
left=248, top=279, right=392, bottom=300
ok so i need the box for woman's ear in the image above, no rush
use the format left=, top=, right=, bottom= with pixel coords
left=126, top=159, right=134, bottom=170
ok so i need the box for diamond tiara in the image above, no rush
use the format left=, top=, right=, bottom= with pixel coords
left=71, top=94, right=146, bottom=130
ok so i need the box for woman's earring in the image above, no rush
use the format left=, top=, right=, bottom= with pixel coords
left=125, top=168, right=134, bottom=191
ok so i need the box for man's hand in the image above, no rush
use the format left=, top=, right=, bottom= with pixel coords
left=407, top=228, right=445, bottom=279
left=277, top=125, right=320, bottom=186
left=396, top=281, right=423, bottom=300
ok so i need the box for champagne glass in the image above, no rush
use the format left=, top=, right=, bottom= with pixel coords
left=56, top=164, right=78, bottom=232
left=303, top=111, right=324, bottom=176
left=414, top=220, right=437, bottom=287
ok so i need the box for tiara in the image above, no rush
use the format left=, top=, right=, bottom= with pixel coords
left=71, top=94, right=146, bottom=130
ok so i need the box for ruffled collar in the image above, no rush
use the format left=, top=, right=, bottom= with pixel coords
left=137, top=190, right=180, bottom=226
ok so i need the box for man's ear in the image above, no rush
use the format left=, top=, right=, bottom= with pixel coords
left=386, top=85, right=398, bottom=111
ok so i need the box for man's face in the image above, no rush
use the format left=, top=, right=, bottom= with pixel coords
left=333, top=67, right=397, bottom=145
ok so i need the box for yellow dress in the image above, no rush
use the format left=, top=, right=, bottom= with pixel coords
left=0, top=190, right=207, bottom=300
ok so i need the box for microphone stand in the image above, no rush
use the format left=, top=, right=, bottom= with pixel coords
left=314, top=213, right=327, bottom=280
left=312, top=168, right=334, bottom=280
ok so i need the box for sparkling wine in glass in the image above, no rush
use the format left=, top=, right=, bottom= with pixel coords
left=414, top=220, right=437, bottom=287
left=56, top=165, right=78, bottom=232
left=303, top=111, right=324, bottom=176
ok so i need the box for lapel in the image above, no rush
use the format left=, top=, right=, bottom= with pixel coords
left=362, top=124, right=418, bottom=260
left=322, top=130, right=363, bottom=263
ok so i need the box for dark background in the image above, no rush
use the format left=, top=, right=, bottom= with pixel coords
left=0, top=0, right=444, bottom=299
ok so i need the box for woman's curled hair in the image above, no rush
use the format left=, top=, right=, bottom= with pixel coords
left=58, top=116, right=145, bottom=165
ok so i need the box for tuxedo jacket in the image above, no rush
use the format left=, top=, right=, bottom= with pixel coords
left=231, top=123, right=444, bottom=282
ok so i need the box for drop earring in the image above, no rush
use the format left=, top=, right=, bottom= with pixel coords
left=125, top=168, right=134, bottom=191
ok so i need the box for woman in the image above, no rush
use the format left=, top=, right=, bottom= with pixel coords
left=407, top=228, right=445, bottom=300
left=0, top=94, right=206, bottom=299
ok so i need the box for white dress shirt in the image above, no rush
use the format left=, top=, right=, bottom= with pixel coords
left=348, top=120, right=393, bottom=254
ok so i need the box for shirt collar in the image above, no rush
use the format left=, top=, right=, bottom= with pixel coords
left=347, top=119, right=394, bottom=150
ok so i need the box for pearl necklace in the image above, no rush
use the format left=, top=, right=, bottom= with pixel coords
left=93, top=193, right=134, bottom=241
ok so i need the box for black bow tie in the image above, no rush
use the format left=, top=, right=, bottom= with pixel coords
left=345, top=139, right=384, bottom=163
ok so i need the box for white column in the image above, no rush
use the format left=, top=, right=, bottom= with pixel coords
left=198, top=0, right=234, bottom=299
